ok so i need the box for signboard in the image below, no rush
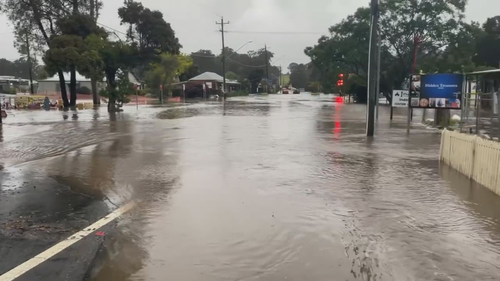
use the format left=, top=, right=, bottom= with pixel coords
left=410, top=74, right=463, bottom=109
left=392, top=90, right=409, bottom=108
left=16, top=95, right=46, bottom=109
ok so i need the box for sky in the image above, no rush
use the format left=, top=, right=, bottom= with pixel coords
left=1, top=0, right=499, bottom=69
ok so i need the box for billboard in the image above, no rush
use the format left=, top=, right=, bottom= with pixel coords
left=410, top=74, right=463, bottom=109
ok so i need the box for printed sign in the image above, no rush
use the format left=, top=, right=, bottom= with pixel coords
left=411, top=74, right=463, bottom=109
left=392, top=90, right=409, bottom=108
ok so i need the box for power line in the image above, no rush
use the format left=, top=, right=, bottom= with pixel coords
left=190, top=54, right=218, bottom=58
left=96, top=22, right=128, bottom=36
left=226, top=57, right=265, bottom=68
left=226, top=30, right=324, bottom=35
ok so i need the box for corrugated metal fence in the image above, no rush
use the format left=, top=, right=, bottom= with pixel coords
left=441, top=129, right=500, bottom=196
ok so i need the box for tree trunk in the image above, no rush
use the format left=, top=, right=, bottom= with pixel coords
left=106, top=71, right=119, bottom=112
left=108, top=98, right=117, bottom=112
left=435, top=109, right=451, bottom=128
left=73, top=0, right=78, bottom=14
left=69, top=66, right=77, bottom=107
left=90, top=0, right=95, bottom=20
left=58, top=70, right=70, bottom=108
left=26, top=32, right=34, bottom=94
left=91, top=78, right=100, bottom=105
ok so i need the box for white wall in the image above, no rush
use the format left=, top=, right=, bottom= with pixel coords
left=37, top=81, right=101, bottom=94
left=441, top=130, right=500, bottom=196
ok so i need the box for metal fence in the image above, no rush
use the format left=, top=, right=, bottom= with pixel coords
left=460, top=92, right=500, bottom=140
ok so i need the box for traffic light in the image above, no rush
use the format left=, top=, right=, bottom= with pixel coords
left=337, top=73, right=344, bottom=87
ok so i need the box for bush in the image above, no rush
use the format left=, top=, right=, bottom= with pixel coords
left=138, top=89, right=149, bottom=96
left=76, top=86, right=92, bottom=95
left=7, top=88, right=17, bottom=95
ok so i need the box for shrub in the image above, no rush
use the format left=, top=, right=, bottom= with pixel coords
left=76, top=86, right=92, bottom=95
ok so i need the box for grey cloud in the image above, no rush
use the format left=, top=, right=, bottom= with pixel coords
left=1, top=0, right=499, bottom=68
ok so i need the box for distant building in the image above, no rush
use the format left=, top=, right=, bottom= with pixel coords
left=38, top=72, right=143, bottom=94
left=37, top=73, right=105, bottom=94
left=173, top=72, right=240, bottom=98
left=0, top=76, right=36, bottom=93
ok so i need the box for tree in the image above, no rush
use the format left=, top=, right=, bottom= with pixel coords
left=0, top=58, right=45, bottom=80
left=98, top=40, right=135, bottom=112
left=475, top=16, right=500, bottom=68
left=305, top=8, right=371, bottom=95
left=145, top=54, right=193, bottom=100
left=1, top=0, right=103, bottom=107
left=306, top=0, right=468, bottom=102
left=288, top=63, right=309, bottom=89
left=190, top=50, right=219, bottom=74
left=100, top=71, right=135, bottom=111
left=380, top=0, right=467, bottom=83
left=118, top=0, right=181, bottom=57
left=179, top=65, right=200, bottom=82
left=13, top=20, right=44, bottom=94
left=43, top=13, right=105, bottom=107
left=225, top=71, right=240, bottom=81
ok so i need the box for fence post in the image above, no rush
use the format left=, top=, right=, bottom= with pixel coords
left=471, top=136, right=478, bottom=179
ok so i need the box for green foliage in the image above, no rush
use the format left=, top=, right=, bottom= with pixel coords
left=225, top=71, right=240, bottom=81
left=6, top=87, right=17, bottom=95
left=76, top=86, right=91, bottom=95
left=0, top=58, right=45, bottom=79
left=475, top=16, right=500, bottom=68
left=289, top=63, right=309, bottom=89
left=100, top=71, right=134, bottom=105
left=308, top=81, right=322, bottom=93
left=118, top=0, right=181, bottom=56
left=145, top=53, right=193, bottom=97
left=43, top=35, right=85, bottom=76
left=306, top=0, right=477, bottom=103
left=190, top=47, right=281, bottom=90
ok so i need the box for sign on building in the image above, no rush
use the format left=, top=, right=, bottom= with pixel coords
left=392, top=90, right=409, bottom=107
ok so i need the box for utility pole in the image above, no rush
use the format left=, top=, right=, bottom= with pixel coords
left=216, top=17, right=230, bottom=99
left=279, top=66, right=282, bottom=88
left=25, top=31, right=34, bottom=95
left=366, top=0, right=380, bottom=137
left=375, top=29, right=381, bottom=120
left=265, top=45, right=269, bottom=93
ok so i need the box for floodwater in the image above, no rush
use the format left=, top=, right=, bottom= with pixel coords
left=1, top=95, right=500, bottom=281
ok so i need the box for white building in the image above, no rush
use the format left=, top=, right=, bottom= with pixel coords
left=37, top=73, right=106, bottom=94
left=38, top=72, right=143, bottom=94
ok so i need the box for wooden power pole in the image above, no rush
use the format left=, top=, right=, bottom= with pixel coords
left=216, top=17, right=230, bottom=100
left=366, top=0, right=380, bottom=137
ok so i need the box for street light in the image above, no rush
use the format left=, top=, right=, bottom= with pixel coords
left=226, top=40, right=253, bottom=60
left=271, top=55, right=286, bottom=65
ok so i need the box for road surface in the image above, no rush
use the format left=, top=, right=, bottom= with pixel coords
left=1, top=94, right=500, bottom=281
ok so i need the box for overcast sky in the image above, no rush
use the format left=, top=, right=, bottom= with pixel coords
left=1, top=0, right=499, bottom=69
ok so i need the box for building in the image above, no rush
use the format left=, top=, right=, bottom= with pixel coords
left=173, top=72, right=241, bottom=98
left=37, top=73, right=105, bottom=94
left=38, top=72, right=143, bottom=94
left=0, top=76, right=36, bottom=93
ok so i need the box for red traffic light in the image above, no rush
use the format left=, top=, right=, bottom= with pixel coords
left=339, top=73, right=344, bottom=78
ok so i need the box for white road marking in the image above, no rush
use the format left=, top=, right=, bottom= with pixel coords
left=0, top=201, right=136, bottom=281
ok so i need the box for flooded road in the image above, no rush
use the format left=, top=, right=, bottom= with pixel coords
left=1, top=95, right=500, bottom=281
